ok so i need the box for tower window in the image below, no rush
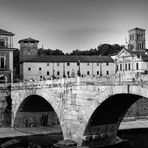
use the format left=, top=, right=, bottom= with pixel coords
left=47, top=71, right=49, bottom=75
left=67, top=62, right=70, bottom=66
left=87, top=71, right=90, bottom=75
left=39, top=67, right=42, bottom=70
left=97, top=71, right=99, bottom=75
left=28, top=67, right=31, bottom=71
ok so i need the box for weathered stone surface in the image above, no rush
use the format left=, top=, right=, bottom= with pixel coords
left=7, top=78, right=148, bottom=146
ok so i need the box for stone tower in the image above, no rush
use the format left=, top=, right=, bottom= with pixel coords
left=18, top=37, right=39, bottom=60
left=128, top=28, right=146, bottom=51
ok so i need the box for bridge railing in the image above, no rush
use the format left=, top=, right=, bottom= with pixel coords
left=10, top=76, right=148, bottom=90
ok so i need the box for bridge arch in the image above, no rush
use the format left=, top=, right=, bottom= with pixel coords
left=82, top=85, right=148, bottom=145
left=11, top=89, right=63, bottom=129
left=14, top=94, right=61, bottom=128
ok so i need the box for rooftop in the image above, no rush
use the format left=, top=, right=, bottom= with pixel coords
left=20, top=55, right=114, bottom=63
left=18, top=37, right=39, bottom=43
left=128, top=27, right=145, bottom=32
left=0, top=29, right=14, bottom=36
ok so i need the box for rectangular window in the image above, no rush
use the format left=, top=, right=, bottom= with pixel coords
left=136, top=63, right=139, bottom=70
left=47, top=63, right=50, bottom=66
left=39, top=67, right=42, bottom=70
left=0, top=41, right=5, bottom=48
left=116, top=65, right=118, bottom=72
left=128, top=63, right=130, bottom=70
left=125, top=64, right=127, bottom=71
left=87, top=63, right=89, bottom=66
left=67, top=71, right=70, bottom=75
left=67, top=62, right=70, bottom=66
left=97, top=71, right=99, bottom=75
left=57, top=71, right=60, bottom=75
left=28, top=67, right=31, bottom=71
left=120, top=64, right=122, bottom=71
left=47, top=71, right=49, bottom=75
left=57, top=63, right=60, bottom=66
left=106, top=71, right=109, bottom=75
left=77, top=62, right=79, bottom=66
left=87, top=71, right=90, bottom=75
left=106, top=62, right=109, bottom=66
left=0, top=57, right=5, bottom=68
left=97, top=63, right=99, bottom=66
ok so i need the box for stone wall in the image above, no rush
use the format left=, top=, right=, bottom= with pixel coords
left=0, top=95, right=11, bottom=127
left=14, top=111, right=59, bottom=127
left=124, top=97, right=148, bottom=120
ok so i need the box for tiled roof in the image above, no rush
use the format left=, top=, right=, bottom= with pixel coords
left=21, top=55, right=114, bottom=63
left=18, top=37, right=39, bottom=43
left=0, top=29, right=14, bottom=36
left=128, top=27, right=145, bottom=32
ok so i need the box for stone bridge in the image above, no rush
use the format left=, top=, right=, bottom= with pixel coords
left=10, top=77, right=148, bottom=146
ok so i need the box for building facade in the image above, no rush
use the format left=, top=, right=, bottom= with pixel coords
left=21, top=55, right=115, bottom=81
left=0, top=29, right=15, bottom=83
left=116, top=27, right=148, bottom=80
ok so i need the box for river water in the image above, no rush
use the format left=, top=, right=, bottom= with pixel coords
left=1, top=128, right=148, bottom=148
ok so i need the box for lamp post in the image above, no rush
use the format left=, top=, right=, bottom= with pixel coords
left=63, top=63, right=66, bottom=78
left=77, top=60, right=81, bottom=76
left=52, top=63, right=55, bottom=79
left=100, top=62, right=102, bottom=76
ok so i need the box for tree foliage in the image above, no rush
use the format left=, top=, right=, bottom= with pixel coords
left=38, top=48, right=64, bottom=55
left=67, top=44, right=123, bottom=56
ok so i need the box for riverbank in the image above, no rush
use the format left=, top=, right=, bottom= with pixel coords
left=0, top=120, right=148, bottom=147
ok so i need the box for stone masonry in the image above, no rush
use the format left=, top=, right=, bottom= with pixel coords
left=8, top=77, right=148, bottom=146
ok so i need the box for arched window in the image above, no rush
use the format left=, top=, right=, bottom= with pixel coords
left=0, top=39, right=5, bottom=48
left=0, top=56, right=6, bottom=68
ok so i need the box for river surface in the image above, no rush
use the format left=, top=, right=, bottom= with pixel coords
left=0, top=128, right=148, bottom=148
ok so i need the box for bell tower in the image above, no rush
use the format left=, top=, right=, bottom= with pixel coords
left=128, top=28, right=145, bottom=51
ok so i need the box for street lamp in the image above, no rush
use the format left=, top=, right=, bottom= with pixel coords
left=77, top=60, right=81, bottom=76
left=52, top=63, right=55, bottom=79
left=100, top=62, right=102, bottom=76
left=63, top=63, right=66, bottom=78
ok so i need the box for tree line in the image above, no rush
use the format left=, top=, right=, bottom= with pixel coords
left=37, top=44, right=124, bottom=56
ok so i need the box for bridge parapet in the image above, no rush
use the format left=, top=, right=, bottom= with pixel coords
left=10, top=77, right=144, bottom=90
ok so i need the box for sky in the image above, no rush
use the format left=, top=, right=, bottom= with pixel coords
left=1, top=0, right=148, bottom=53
